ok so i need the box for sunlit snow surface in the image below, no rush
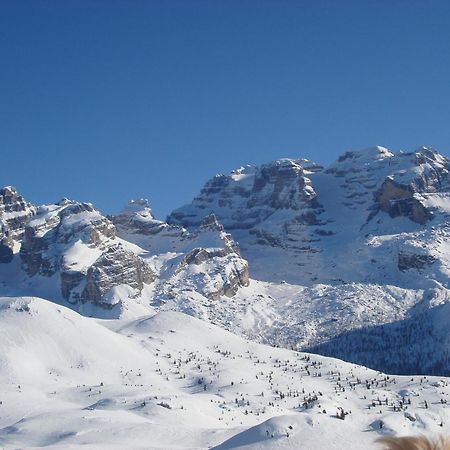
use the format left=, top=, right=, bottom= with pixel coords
left=0, top=296, right=449, bottom=449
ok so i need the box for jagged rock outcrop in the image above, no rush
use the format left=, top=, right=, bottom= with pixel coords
left=18, top=199, right=157, bottom=308
left=168, top=159, right=328, bottom=279
left=11, top=194, right=249, bottom=311
left=113, top=199, right=188, bottom=257
left=197, top=213, right=241, bottom=254
left=114, top=199, right=169, bottom=236
left=157, top=251, right=249, bottom=302
left=172, top=215, right=249, bottom=299
left=113, top=199, right=250, bottom=304
left=374, top=178, right=432, bottom=224
left=398, top=252, right=437, bottom=272
left=0, top=186, right=36, bottom=263
left=20, top=201, right=115, bottom=277
left=169, top=159, right=321, bottom=230
left=373, top=148, right=450, bottom=224
left=0, top=187, right=36, bottom=236
left=139, top=212, right=251, bottom=303
left=80, top=244, right=156, bottom=306
left=250, top=159, right=318, bottom=210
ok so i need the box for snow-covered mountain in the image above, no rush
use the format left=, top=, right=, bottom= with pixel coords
left=0, top=191, right=248, bottom=319
left=2, top=146, right=450, bottom=375
left=168, top=146, right=450, bottom=375
left=170, top=146, right=450, bottom=288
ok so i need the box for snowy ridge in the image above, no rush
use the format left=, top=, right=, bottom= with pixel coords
left=0, top=195, right=249, bottom=320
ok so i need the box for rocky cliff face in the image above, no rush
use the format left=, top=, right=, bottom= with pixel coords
left=169, top=159, right=322, bottom=230
left=81, top=244, right=156, bottom=307
left=167, top=214, right=249, bottom=301
left=17, top=199, right=156, bottom=310
left=0, top=186, right=36, bottom=263
left=21, top=200, right=116, bottom=277
left=114, top=199, right=170, bottom=236
left=114, top=202, right=250, bottom=306
left=168, top=159, right=330, bottom=280
left=373, top=148, right=450, bottom=224
left=168, top=146, right=450, bottom=288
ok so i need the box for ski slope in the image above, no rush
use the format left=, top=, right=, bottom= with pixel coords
left=0, top=296, right=449, bottom=449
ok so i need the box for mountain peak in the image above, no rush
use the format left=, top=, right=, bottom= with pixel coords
left=199, top=213, right=224, bottom=232
left=0, top=185, right=31, bottom=209
left=0, top=185, right=17, bottom=196
left=0, top=186, right=36, bottom=262
left=120, top=198, right=154, bottom=220
left=336, top=146, right=394, bottom=164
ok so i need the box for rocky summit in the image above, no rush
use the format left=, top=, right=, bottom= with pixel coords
left=2, top=146, right=450, bottom=375
left=0, top=192, right=249, bottom=319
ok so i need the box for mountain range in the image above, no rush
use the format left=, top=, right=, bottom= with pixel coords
left=2, top=146, right=450, bottom=375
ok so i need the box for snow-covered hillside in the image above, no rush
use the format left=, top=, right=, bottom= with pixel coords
left=0, top=296, right=448, bottom=449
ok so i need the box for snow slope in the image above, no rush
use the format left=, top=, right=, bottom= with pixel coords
left=0, top=296, right=449, bottom=449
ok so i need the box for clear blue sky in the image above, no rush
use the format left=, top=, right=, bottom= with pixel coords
left=2, top=0, right=450, bottom=218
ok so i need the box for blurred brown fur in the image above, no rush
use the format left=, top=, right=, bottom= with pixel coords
left=377, top=436, right=450, bottom=450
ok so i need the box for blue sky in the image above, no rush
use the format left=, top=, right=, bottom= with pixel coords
left=2, top=0, right=450, bottom=218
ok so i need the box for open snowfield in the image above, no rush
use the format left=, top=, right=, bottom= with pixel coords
left=0, top=296, right=449, bottom=449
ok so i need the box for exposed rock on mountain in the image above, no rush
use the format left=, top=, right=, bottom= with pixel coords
left=166, top=249, right=249, bottom=301
left=373, top=148, right=450, bottom=224
left=21, top=201, right=115, bottom=277
left=81, top=244, right=156, bottom=306
left=114, top=199, right=170, bottom=236
left=113, top=199, right=187, bottom=255
left=169, top=159, right=322, bottom=230
left=169, top=146, right=450, bottom=288
left=169, top=214, right=249, bottom=300
left=16, top=199, right=158, bottom=310
left=114, top=203, right=250, bottom=306
left=163, top=146, right=450, bottom=374
left=0, top=186, right=36, bottom=263
left=398, top=252, right=437, bottom=272
left=0, top=192, right=249, bottom=315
